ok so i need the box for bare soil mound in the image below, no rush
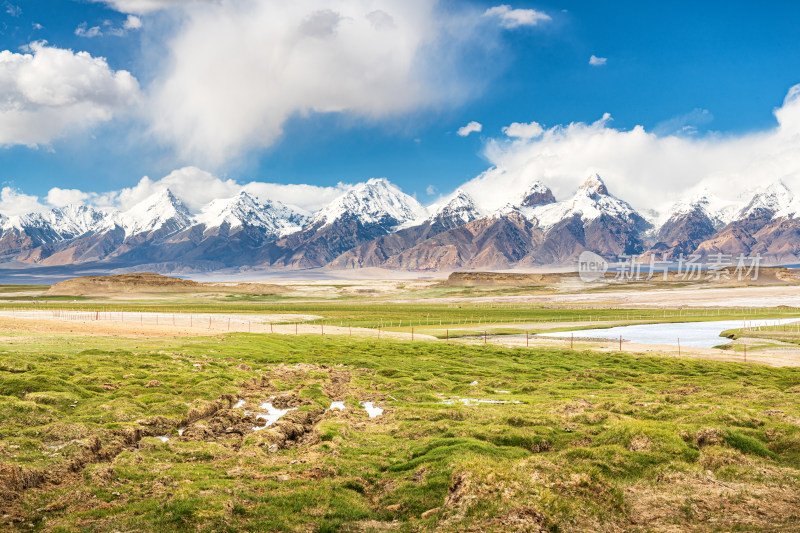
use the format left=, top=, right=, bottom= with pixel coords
left=47, top=273, right=202, bottom=296
left=445, top=267, right=800, bottom=287
left=46, top=273, right=288, bottom=296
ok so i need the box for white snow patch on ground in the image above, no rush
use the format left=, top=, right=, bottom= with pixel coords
left=363, top=402, right=383, bottom=418
left=328, top=401, right=346, bottom=411
left=249, top=402, right=295, bottom=431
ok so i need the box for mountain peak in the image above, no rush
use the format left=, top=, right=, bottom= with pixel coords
left=311, top=178, right=426, bottom=229
left=121, top=188, right=192, bottom=237
left=579, top=173, right=609, bottom=196
left=740, top=179, right=797, bottom=218
left=663, top=189, right=743, bottom=229
left=195, top=190, right=306, bottom=236
left=520, top=181, right=556, bottom=207
left=430, top=189, right=483, bottom=229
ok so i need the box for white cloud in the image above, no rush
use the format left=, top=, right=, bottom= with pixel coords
left=458, top=84, right=800, bottom=216
left=242, top=182, right=351, bottom=213
left=0, top=187, right=46, bottom=217
left=75, top=16, right=141, bottom=38
left=589, top=55, right=607, bottom=66
left=75, top=23, right=103, bottom=38
left=94, top=0, right=208, bottom=14
left=46, top=188, right=95, bottom=208
left=502, top=121, right=543, bottom=139
left=457, top=121, right=483, bottom=137
left=4, top=2, right=20, bottom=17
left=148, top=0, right=481, bottom=167
left=32, top=23, right=43, bottom=30
left=484, top=5, right=551, bottom=29
left=0, top=42, right=141, bottom=146
left=38, top=167, right=353, bottom=215
left=653, top=108, right=713, bottom=136
left=123, top=15, right=142, bottom=30
left=426, top=184, right=437, bottom=195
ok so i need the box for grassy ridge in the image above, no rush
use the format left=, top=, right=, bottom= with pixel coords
left=2, top=332, right=800, bottom=531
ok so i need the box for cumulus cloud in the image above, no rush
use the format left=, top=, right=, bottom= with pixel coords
left=457, top=121, right=483, bottom=137
left=93, top=0, right=208, bottom=14
left=484, top=5, right=551, bottom=29
left=0, top=42, right=141, bottom=146
left=46, top=188, right=95, bottom=208
left=123, top=15, right=142, bottom=29
left=30, top=167, right=353, bottom=216
left=589, top=55, right=607, bottom=66
left=148, top=0, right=482, bottom=167
left=458, top=84, right=800, bottom=216
left=0, top=187, right=46, bottom=217
left=502, top=121, right=543, bottom=139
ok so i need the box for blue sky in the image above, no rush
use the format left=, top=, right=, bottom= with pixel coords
left=1, top=0, right=800, bottom=213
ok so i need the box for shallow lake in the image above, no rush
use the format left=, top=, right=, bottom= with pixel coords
left=537, top=318, right=800, bottom=349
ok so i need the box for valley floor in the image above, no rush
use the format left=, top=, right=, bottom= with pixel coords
left=1, top=277, right=800, bottom=531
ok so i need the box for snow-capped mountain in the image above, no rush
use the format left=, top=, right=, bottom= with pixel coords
left=309, top=178, right=427, bottom=230
left=430, top=189, right=485, bottom=229
left=118, top=189, right=193, bottom=238
left=662, top=190, right=743, bottom=230
left=1, top=204, right=114, bottom=244
left=195, top=191, right=307, bottom=238
left=505, top=174, right=646, bottom=232
left=4, top=173, right=800, bottom=271
left=520, top=182, right=557, bottom=207
left=739, top=181, right=800, bottom=219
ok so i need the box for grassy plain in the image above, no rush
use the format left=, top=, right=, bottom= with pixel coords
left=1, top=276, right=800, bottom=531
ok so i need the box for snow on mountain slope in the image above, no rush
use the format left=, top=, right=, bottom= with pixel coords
left=519, top=174, right=644, bottom=231
left=310, top=178, right=427, bottom=229
left=195, top=191, right=307, bottom=237
left=119, top=189, right=192, bottom=237
left=739, top=181, right=800, bottom=219
left=2, top=204, right=115, bottom=242
left=428, top=189, right=485, bottom=228
left=659, top=189, right=743, bottom=229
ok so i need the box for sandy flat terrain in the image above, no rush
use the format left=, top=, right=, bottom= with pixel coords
left=404, top=285, right=800, bottom=307
left=0, top=313, right=436, bottom=340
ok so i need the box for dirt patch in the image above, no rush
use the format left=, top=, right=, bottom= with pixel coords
left=323, top=367, right=353, bottom=401
left=625, top=471, right=800, bottom=532
left=695, top=427, right=723, bottom=447
left=627, top=435, right=652, bottom=452
left=471, top=506, right=548, bottom=533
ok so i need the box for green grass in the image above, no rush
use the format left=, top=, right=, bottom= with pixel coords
left=2, top=299, right=799, bottom=331
left=2, top=329, right=800, bottom=531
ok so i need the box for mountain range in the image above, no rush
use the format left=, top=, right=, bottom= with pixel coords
left=2, top=175, right=800, bottom=273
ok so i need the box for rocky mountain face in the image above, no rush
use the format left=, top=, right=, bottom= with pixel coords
left=3, top=174, right=800, bottom=273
